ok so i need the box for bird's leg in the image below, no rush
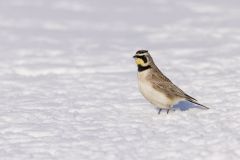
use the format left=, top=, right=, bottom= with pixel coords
left=166, top=105, right=172, bottom=114
left=158, top=108, right=162, bottom=114
left=167, top=109, right=170, bottom=114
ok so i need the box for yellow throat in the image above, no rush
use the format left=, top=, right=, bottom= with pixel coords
left=135, top=58, right=144, bottom=65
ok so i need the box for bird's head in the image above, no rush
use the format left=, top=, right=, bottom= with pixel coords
left=133, top=50, right=153, bottom=71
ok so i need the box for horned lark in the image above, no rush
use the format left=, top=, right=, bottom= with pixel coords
left=133, top=50, right=209, bottom=114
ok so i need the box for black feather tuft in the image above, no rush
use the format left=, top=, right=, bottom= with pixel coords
left=136, top=50, right=148, bottom=54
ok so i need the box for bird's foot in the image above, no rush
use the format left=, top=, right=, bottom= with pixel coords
left=167, top=109, right=170, bottom=114
left=158, top=109, right=162, bottom=114
left=158, top=109, right=171, bottom=114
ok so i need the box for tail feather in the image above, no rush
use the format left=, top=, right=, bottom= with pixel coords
left=188, top=99, right=209, bottom=109
left=184, top=94, right=197, bottom=101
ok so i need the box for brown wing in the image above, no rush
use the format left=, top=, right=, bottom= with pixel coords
left=150, top=66, right=197, bottom=101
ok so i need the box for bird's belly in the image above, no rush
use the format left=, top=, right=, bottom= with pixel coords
left=139, top=82, right=172, bottom=109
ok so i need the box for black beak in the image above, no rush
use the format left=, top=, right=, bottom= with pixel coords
left=133, top=55, right=137, bottom=58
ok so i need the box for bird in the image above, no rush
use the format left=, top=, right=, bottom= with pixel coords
left=133, top=50, right=209, bottom=114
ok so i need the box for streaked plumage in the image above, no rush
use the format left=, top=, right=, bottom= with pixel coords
left=133, top=50, right=209, bottom=114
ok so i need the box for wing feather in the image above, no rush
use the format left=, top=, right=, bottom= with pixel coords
left=150, top=66, right=196, bottom=100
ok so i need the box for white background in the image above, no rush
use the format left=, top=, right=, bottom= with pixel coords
left=0, top=0, right=240, bottom=159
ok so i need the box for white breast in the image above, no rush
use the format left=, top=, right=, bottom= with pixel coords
left=137, top=70, right=178, bottom=109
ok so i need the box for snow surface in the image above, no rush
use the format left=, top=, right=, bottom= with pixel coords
left=1, top=0, right=240, bottom=160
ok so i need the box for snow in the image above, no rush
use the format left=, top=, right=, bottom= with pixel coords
left=1, top=0, right=240, bottom=159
